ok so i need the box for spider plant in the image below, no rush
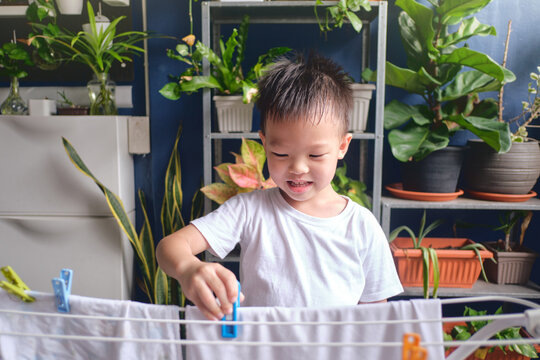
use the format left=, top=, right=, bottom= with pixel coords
left=389, top=211, right=490, bottom=298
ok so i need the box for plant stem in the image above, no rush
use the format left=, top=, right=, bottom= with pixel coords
left=498, top=20, right=511, bottom=123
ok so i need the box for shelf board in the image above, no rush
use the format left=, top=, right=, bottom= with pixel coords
left=382, top=195, right=540, bottom=211
left=205, top=1, right=379, bottom=24
left=209, top=131, right=376, bottom=140
left=0, top=5, right=27, bottom=17
left=400, top=280, right=540, bottom=299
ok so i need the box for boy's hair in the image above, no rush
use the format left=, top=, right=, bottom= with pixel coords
left=256, top=53, right=352, bottom=135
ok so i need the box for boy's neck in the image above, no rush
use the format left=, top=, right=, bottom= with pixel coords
left=278, top=187, right=348, bottom=218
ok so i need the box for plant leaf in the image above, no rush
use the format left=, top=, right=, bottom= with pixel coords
left=241, top=139, right=266, bottom=177
left=200, top=183, right=237, bottom=205
left=154, top=268, right=169, bottom=305
left=228, top=163, right=261, bottom=189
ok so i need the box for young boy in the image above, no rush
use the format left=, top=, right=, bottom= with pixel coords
left=156, top=53, right=403, bottom=321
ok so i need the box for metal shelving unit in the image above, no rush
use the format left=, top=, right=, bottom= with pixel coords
left=201, top=1, right=388, bottom=221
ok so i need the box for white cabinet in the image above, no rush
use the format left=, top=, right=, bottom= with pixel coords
left=0, top=115, right=142, bottom=299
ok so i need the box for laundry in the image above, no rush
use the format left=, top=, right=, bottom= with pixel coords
left=186, top=299, right=445, bottom=360
left=0, top=291, right=182, bottom=360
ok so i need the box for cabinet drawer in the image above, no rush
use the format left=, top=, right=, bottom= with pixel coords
left=0, top=214, right=133, bottom=300
left=0, top=115, right=134, bottom=216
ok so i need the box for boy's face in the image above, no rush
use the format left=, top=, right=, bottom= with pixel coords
left=259, top=116, right=352, bottom=209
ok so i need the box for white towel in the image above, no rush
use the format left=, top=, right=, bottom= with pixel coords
left=0, top=291, right=182, bottom=360
left=186, top=299, right=445, bottom=360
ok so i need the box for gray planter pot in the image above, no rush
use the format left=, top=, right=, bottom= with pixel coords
left=401, top=146, right=465, bottom=193
left=483, top=242, right=539, bottom=285
left=463, top=139, right=540, bottom=195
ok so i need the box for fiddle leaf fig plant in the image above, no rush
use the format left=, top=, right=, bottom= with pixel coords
left=160, top=15, right=291, bottom=104
left=201, top=138, right=276, bottom=205
left=364, top=0, right=514, bottom=162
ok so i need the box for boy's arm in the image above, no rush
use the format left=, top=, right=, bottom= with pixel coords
left=156, top=224, right=240, bottom=320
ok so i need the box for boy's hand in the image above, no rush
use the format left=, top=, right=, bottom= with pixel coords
left=179, top=261, right=244, bottom=321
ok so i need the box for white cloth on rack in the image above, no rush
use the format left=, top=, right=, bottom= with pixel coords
left=0, top=291, right=182, bottom=360
left=186, top=299, right=445, bottom=360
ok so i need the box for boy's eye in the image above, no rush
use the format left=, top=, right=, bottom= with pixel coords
left=310, top=154, right=325, bottom=158
left=272, top=152, right=287, bottom=157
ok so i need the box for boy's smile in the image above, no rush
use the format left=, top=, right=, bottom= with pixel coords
left=259, top=117, right=352, bottom=216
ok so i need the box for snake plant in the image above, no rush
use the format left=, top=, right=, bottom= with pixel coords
left=63, top=125, right=202, bottom=305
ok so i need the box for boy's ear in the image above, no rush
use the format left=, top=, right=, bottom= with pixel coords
left=338, top=133, right=353, bottom=160
left=259, top=130, right=266, bottom=147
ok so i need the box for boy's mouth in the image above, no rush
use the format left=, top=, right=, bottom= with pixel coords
left=287, top=180, right=313, bottom=192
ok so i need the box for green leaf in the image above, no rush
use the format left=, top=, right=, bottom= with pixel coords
left=214, top=163, right=235, bottom=186
left=241, top=139, right=266, bottom=177
left=138, top=190, right=156, bottom=291
left=437, top=0, right=492, bottom=25
left=200, top=183, right=238, bottom=205
left=384, top=100, right=431, bottom=130
left=154, top=268, right=169, bottom=305
left=389, top=225, right=417, bottom=244
left=449, top=114, right=511, bottom=153
left=421, top=247, right=430, bottom=299
left=159, top=82, right=182, bottom=101
left=396, top=0, right=437, bottom=56
left=387, top=123, right=449, bottom=162
left=428, top=247, right=439, bottom=298
left=439, top=48, right=516, bottom=83
left=397, top=12, right=430, bottom=70
left=441, top=71, right=500, bottom=101
left=438, top=17, right=496, bottom=48
left=385, top=62, right=430, bottom=94
left=180, top=76, right=222, bottom=93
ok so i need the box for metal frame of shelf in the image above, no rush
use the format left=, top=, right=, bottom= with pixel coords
left=201, top=1, right=387, bottom=220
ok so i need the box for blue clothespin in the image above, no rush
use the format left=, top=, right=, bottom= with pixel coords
left=52, top=269, right=73, bottom=313
left=221, top=281, right=241, bottom=338
left=0, top=266, right=35, bottom=302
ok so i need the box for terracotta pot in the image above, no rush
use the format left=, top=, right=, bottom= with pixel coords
left=483, top=242, right=539, bottom=285
left=390, top=237, right=493, bottom=288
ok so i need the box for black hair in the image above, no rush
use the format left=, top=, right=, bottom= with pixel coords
left=256, top=52, right=352, bottom=135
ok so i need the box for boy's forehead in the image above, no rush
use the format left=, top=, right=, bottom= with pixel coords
left=265, top=114, right=345, bottom=133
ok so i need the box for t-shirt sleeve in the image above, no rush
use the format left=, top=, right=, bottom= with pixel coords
left=358, top=212, right=404, bottom=302
left=190, top=194, right=247, bottom=259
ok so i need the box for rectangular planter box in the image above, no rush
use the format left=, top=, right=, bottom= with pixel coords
left=390, top=237, right=493, bottom=288
left=483, top=242, right=539, bottom=285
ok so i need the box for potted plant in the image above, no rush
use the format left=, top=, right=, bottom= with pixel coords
left=363, top=0, right=514, bottom=193
left=314, top=0, right=372, bottom=34
left=63, top=125, right=203, bottom=306
left=482, top=210, right=539, bottom=285
left=389, top=211, right=493, bottom=298
left=444, top=306, right=539, bottom=359
left=332, top=162, right=371, bottom=209
left=201, top=138, right=276, bottom=205
left=0, top=37, right=33, bottom=115
left=27, top=1, right=154, bottom=115
left=463, top=60, right=540, bottom=197
left=159, top=15, right=291, bottom=132
left=56, top=90, right=89, bottom=115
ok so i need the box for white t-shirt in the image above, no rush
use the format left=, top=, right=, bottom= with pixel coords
left=191, top=188, right=403, bottom=307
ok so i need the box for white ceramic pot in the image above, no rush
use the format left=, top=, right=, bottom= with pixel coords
left=349, top=83, right=376, bottom=132
left=56, top=0, right=83, bottom=15
left=213, top=95, right=254, bottom=133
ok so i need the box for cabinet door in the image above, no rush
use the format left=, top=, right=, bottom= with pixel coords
left=0, top=214, right=134, bottom=300
left=0, top=115, right=134, bottom=216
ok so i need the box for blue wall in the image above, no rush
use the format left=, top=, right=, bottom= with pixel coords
left=136, top=0, right=540, bottom=284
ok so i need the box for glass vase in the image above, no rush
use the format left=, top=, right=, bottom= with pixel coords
left=87, top=72, right=118, bottom=115
left=1, top=77, right=28, bottom=115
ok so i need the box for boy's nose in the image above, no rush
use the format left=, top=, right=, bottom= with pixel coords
left=289, top=158, right=309, bottom=174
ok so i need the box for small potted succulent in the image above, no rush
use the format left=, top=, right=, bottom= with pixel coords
left=56, top=91, right=89, bottom=115
left=389, top=211, right=493, bottom=298
left=159, top=15, right=290, bottom=133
